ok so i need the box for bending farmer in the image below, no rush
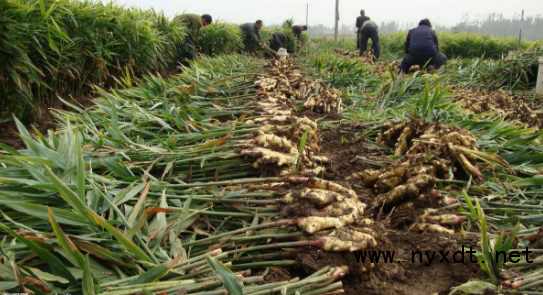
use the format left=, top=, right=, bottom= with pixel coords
left=359, top=20, right=380, bottom=58
left=270, top=31, right=288, bottom=52
left=291, top=25, right=307, bottom=46
left=399, top=19, right=447, bottom=73
left=240, top=20, right=266, bottom=53
left=174, top=13, right=212, bottom=63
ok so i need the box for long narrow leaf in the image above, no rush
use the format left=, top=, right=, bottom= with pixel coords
left=47, top=207, right=85, bottom=269
left=206, top=256, right=243, bottom=295
left=41, top=164, right=93, bottom=223
left=125, top=255, right=182, bottom=286
left=0, top=223, right=77, bottom=284
left=76, top=135, right=86, bottom=202
left=87, top=211, right=152, bottom=263
left=82, top=255, right=95, bottom=295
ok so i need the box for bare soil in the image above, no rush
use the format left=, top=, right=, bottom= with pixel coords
left=285, top=229, right=483, bottom=295
left=318, top=124, right=385, bottom=182
left=297, top=108, right=342, bottom=122
left=262, top=266, right=293, bottom=283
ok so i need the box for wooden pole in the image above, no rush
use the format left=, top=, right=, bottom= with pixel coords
left=518, top=9, right=524, bottom=49
left=537, top=57, right=543, bottom=95
left=334, top=0, right=339, bottom=44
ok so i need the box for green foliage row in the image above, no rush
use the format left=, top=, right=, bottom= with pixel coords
left=311, top=32, right=542, bottom=60
left=307, top=35, right=542, bottom=96
left=1, top=0, right=307, bottom=122
left=442, top=48, right=543, bottom=90
left=0, top=0, right=190, bottom=122
left=195, top=21, right=244, bottom=56
left=380, top=32, right=542, bottom=59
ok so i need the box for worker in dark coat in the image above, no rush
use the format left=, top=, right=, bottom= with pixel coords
left=355, top=10, right=370, bottom=49
left=270, top=31, right=288, bottom=52
left=174, top=13, right=212, bottom=62
left=291, top=25, right=307, bottom=46
left=399, top=19, right=448, bottom=73
left=359, top=20, right=380, bottom=58
left=240, top=20, right=265, bottom=52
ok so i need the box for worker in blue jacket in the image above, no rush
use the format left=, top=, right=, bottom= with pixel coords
left=399, top=19, right=447, bottom=73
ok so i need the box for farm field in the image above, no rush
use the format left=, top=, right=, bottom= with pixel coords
left=2, top=1, right=543, bottom=294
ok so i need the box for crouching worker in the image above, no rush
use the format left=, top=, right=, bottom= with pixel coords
left=399, top=19, right=447, bottom=74
left=174, top=13, right=212, bottom=64
left=270, top=31, right=287, bottom=52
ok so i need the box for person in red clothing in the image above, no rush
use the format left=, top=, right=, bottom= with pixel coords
left=399, top=19, right=447, bottom=73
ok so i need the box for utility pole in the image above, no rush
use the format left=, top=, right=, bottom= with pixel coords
left=518, top=9, right=524, bottom=49
left=334, top=0, right=339, bottom=44
left=306, top=4, right=309, bottom=28
left=537, top=57, right=543, bottom=95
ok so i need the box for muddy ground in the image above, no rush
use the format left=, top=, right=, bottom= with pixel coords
left=318, top=124, right=384, bottom=182
left=253, top=221, right=483, bottom=295
left=297, top=231, right=482, bottom=295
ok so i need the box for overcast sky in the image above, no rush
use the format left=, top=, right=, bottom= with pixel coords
left=109, top=0, right=543, bottom=28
